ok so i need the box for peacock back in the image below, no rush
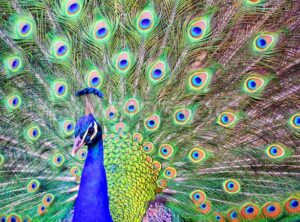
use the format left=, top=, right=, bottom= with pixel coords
left=104, top=132, right=158, bottom=222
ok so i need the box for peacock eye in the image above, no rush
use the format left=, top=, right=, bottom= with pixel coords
left=88, top=127, right=94, bottom=134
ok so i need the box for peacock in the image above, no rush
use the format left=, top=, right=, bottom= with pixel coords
left=0, top=0, right=300, bottom=221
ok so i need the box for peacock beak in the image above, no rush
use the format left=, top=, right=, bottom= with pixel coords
left=72, top=136, right=85, bottom=157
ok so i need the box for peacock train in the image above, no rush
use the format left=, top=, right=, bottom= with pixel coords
left=0, top=0, right=300, bottom=221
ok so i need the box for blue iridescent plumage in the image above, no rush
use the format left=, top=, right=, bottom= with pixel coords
left=72, top=115, right=112, bottom=222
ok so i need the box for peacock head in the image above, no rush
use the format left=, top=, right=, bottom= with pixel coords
left=72, top=88, right=104, bottom=157
left=72, top=114, right=102, bottom=156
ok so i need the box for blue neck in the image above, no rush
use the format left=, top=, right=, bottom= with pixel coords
left=73, top=138, right=113, bottom=222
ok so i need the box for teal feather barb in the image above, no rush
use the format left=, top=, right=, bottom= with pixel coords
left=0, top=0, right=300, bottom=221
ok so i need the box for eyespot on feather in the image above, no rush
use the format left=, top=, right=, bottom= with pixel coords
left=189, top=72, right=208, bottom=89
left=148, top=61, right=166, bottom=83
left=144, top=114, right=161, bottom=132
left=188, top=147, right=206, bottom=163
left=173, top=108, right=192, bottom=125
left=143, top=141, right=154, bottom=153
left=0, top=214, right=6, bottom=222
left=265, top=143, right=286, bottom=160
left=133, top=133, right=143, bottom=143
left=262, top=202, right=282, bottom=218
left=159, top=144, right=174, bottom=159
left=27, top=179, right=40, bottom=193
left=245, top=76, right=264, bottom=92
left=187, top=69, right=214, bottom=94
left=105, top=106, right=118, bottom=121
left=94, top=21, right=108, bottom=39
left=77, top=148, right=87, bottom=161
left=284, top=197, right=300, bottom=214
left=289, top=113, right=300, bottom=130
left=18, top=22, right=32, bottom=36
left=7, top=214, right=21, bottom=222
left=89, top=18, right=112, bottom=44
left=252, top=33, right=278, bottom=53
left=37, top=204, right=47, bottom=215
left=187, top=17, right=210, bottom=42
left=4, top=55, right=24, bottom=75
left=240, top=203, right=259, bottom=220
left=22, top=215, right=31, bottom=222
left=196, top=200, right=211, bottom=214
left=241, top=73, right=271, bottom=98
left=190, top=190, right=206, bottom=205
left=25, top=125, right=41, bottom=142
left=52, top=80, right=69, bottom=100
left=62, top=119, right=75, bottom=136
left=42, top=193, right=55, bottom=207
left=163, top=167, right=177, bottom=179
left=8, top=57, right=21, bottom=71
left=223, top=179, right=241, bottom=194
left=137, top=10, right=155, bottom=33
left=190, top=21, right=205, bottom=38
left=50, top=37, right=71, bottom=60
left=6, top=94, right=22, bottom=110
left=217, top=111, right=240, bottom=128
left=54, top=41, right=69, bottom=58
left=115, top=122, right=125, bottom=132
left=51, top=153, right=65, bottom=167
left=10, top=14, right=36, bottom=39
left=70, top=166, right=81, bottom=177
left=214, top=212, right=226, bottom=222
left=61, top=0, right=83, bottom=18
left=226, top=209, right=241, bottom=222
left=86, top=69, right=103, bottom=89
left=116, top=52, right=132, bottom=73
left=124, top=98, right=140, bottom=115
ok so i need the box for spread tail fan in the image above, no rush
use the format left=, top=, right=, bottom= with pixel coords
left=0, top=0, right=300, bottom=222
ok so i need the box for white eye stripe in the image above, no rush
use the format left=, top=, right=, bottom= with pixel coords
left=82, top=122, right=98, bottom=142
left=90, top=122, right=98, bottom=141
left=82, top=123, right=92, bottom=142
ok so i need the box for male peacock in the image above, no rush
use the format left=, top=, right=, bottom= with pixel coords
left=0, top=0, right=300, bottom=221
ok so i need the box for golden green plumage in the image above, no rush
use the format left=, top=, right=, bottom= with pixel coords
left=104, top=132, right=158, bottom=222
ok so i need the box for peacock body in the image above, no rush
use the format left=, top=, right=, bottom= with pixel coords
left=0, top=0, right=300, bottom=221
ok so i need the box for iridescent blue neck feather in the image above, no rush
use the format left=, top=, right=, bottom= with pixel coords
left=72, top=137, right=113, bottom=222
